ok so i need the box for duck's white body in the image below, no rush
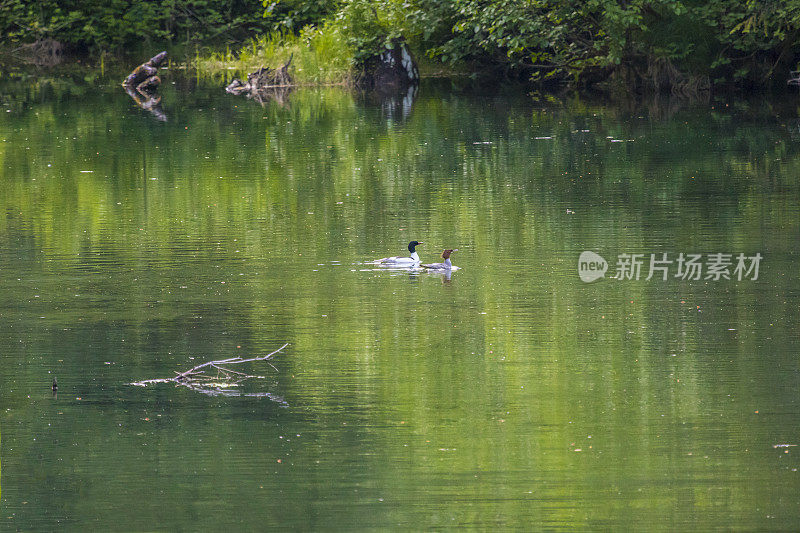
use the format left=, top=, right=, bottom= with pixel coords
left=375, top=241, right=423, bottom=265
left=379, top=251, right=420, bottom=264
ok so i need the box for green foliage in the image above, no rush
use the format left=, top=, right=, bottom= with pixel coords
left=263, top=0, right=340, bottom=32
left=418, top=0, right=800, bottom=86
left=0, top=0, right=272, bottom=51
left=328, top=0, right=411, bottom=65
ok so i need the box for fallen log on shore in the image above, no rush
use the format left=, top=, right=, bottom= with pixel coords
left=226, top=55, right=293, bottom=105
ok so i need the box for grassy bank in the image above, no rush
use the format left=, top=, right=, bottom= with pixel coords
left=192, top=25, right=355, bottom=86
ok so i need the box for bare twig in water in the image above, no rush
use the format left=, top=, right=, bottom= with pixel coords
left=132, top=343, right=289, bottom=404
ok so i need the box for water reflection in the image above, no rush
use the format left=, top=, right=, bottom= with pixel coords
left=123, top=84, right=167, bottom=121
left=425, top=269, right=452, bottom=283
left=372, top=83, right=418, bottom=122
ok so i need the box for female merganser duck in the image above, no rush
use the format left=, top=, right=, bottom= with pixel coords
left=422, top=249, right=459, bottom=270
left=375, top=241, right=423, bottom=265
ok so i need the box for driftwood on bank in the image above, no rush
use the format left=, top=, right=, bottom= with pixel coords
left=131, top=343, right=288, bottom=403
left=226, top=55, right=293, bottom=105
left=122, top=51, right=168, bottom=121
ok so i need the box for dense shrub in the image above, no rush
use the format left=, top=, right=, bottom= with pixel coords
left=0, top=0, right=334, bottom=52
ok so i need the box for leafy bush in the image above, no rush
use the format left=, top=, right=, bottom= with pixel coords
left=0, top=0, right=286, bottom=51
left=415, top=0, right=800, bottom=87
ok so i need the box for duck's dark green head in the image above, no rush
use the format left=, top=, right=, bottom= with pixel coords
left=408, top=241, right=423, bottom=253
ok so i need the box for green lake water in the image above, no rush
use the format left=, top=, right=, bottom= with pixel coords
left=1, top=74, right=799, bottom=530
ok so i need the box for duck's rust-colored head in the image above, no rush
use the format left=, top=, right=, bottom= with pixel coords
left=441, top=249, right=458, bottom=259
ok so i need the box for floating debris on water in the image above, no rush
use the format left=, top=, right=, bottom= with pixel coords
left=131, top=343, right=288, bottom=404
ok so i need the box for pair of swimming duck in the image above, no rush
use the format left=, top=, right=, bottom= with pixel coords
left=375, top=241, right=459, bottom=270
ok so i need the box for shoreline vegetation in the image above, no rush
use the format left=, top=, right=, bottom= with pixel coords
left=3, top=1, right=800, bottom=93
left=190, top=29, right=462, bottom=87
left=193, top=27, right=356, bottom=87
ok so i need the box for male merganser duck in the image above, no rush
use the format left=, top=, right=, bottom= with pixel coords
left=422, top=249, right=459, bottom=270
left=375, top=241, right=423, bottom=265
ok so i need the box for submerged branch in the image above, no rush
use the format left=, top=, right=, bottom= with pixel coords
left=132, top=343, right=289, bottom=404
